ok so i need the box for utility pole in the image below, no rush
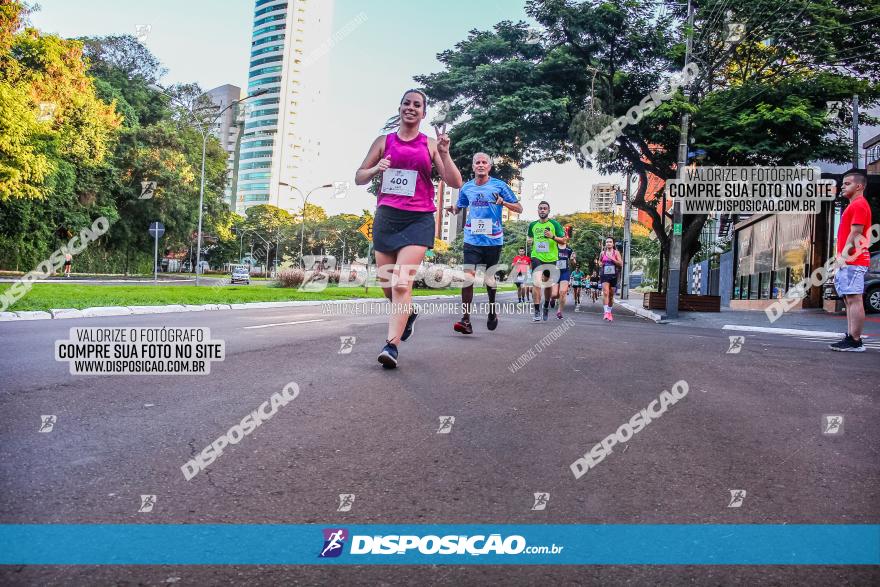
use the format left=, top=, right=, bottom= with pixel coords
left=622, top=173, right=632, bottom=299
left=852, top=95, right=860, bottom=169
left=664, top=0, right=695, bottom=319
left=610, top=196, right=616, bottom=238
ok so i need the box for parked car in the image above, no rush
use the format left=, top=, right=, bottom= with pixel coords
left=823, top=251, right=880, bottom=313
left=230, top=265, right=250, bottom=285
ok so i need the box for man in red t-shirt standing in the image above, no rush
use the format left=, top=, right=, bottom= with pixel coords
left=829, top=170, right=873, bottom=352
left=511, top=247, right=531, bottom=304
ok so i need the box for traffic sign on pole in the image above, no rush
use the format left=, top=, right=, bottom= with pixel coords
left=148, top=222, right=165, bottom=238
left=357, top=219, right=373, bottom=240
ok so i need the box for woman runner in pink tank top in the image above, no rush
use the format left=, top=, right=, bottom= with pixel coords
left=355, top=89, right=463, bottom=369
left=599, top=237, right=623, bottom=321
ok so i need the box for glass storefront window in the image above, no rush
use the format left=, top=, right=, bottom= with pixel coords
left=749, top=275, right=759, bottom=300
left=759, top=271, right=771, bottom=299
left=790, top=264, right=805, bottom=287
left=773, top=269, right=787, bottom=299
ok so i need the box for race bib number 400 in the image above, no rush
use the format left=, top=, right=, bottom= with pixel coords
left=471, top=219, right=492, bottom=235
left=382, top=169, right=417, bottom=197
left=536, top=241, right=550, bottom=253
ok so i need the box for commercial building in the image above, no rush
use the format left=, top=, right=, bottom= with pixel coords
left=726, top=98, right=880, bottom=311
left=501, top=206, right=521, bottom=223
left=730, top=172, right=879, bottom=311
left=434, top=181, right=462, bottom=244
left=865, top=133, right=880, bottom=175
left=502, top=174, right=522, bottom=222
left=235, top=0, right=333, bottom=215
left=205, top=84, right=244, bottom=210
left=590, top=183, right=616, bottom=212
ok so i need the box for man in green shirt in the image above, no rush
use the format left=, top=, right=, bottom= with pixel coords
left=525, top=201, right=567, bottom=321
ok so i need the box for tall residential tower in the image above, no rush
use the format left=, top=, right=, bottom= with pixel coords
left=205, top=84, right=244, bottom=210
left=235, top=0, right=333, bottom=215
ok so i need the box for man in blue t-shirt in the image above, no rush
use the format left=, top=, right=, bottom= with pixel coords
left=446, top=152, right=523, bottom=334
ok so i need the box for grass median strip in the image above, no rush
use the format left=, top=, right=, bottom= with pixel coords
left=0, top=283, right=513, bottom=312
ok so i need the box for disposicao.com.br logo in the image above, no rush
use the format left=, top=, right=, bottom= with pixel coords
left=319, top=529, right=563, bottom=558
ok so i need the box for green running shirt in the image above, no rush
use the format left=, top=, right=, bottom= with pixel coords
left=528, top=219, right=565, bottom=263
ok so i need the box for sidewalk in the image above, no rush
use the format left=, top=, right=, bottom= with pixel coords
left=618, top=291, right=880, bottom=337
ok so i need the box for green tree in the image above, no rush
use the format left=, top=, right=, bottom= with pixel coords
left=418, top=0, right=879, bottom=292
left=0, top=2, right=122, bottom=272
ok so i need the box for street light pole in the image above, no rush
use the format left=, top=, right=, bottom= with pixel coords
left=622, top=173, right=632, bottom=299
left=248, top=230, right=271, bottom=275
left=152, top=86, right=267, bottom=286
left=195, top=134, right=207, bottom=285
left=610, top=206, right=615, bottom=238
left=279, top=182, right=332, bottom=267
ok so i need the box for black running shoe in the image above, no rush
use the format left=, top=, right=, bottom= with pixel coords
left=829, top=335, right=865, bottom=352
left=487, top=313, right=498, bottom=331
left=400, top=306, right=418, bottom=342
left=378, top=341, right=399, bottom=368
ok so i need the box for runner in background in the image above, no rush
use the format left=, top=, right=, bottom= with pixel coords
left=63, top=252, right=72, bottom=278
left=446, top=152, right=522, bottom=334
left=511, top=247, right=531, bottom=304
left=526, top=201, right=567, bottom=321
left=355, top=89, right=463, bottom=368
left=600, top=237, right=623, bottom=321
left=553, top=226, right=574, bottom=319
left=589, top=269, right=600, bottom=303
left=570, top=263, right=585, bottom=312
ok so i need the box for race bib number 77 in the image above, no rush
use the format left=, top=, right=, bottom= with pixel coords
left=471, top=219, right=492, bottom=235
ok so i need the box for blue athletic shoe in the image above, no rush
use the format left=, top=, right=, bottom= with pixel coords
left=401, top=307, right=418, bottom=342
left=378, top=341, right=399, bottom=368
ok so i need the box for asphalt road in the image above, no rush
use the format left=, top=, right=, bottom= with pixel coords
left=1, top=293, right=878, bottom=585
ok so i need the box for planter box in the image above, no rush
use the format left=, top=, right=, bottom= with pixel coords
left=643, top=292, right=721, bottom=312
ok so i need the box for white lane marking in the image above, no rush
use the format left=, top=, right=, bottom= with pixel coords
left=723, top=325, right=878, bottom=349
left=722, top=325, right=847, bottom=338
left=793, top=336, right=880, bottom=349
left=244, top=319, right=324, bottom=330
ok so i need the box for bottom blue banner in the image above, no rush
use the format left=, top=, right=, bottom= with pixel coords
left=0, top=524, right=877, bottom=565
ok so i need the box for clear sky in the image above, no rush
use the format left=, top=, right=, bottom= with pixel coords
left=29, top=0, right=623, bottom=219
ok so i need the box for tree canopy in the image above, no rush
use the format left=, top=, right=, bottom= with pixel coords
left=417, top=0, right=879, bottom=289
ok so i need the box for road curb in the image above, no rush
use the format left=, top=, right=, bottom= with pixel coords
left=49, top=308, right=85, bottom=319
left=10, top=310, right=52, bottom=320
left=128, top=305, right=188, bottom=315
left=616, top=300, right=662, bottom=323
left=81, top=306, right=134, bottom=318
left=0, top=294, right=470, bottom=322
